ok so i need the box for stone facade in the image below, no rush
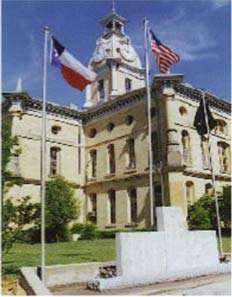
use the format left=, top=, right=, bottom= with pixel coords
left=2, top=10, right=231, bottom=229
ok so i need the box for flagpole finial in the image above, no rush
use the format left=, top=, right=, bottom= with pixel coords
left=15, top=78, right=22, bottom=92
left=44, top=25, right=50, bottom=32
left=112, top=0, right=116, bottom=13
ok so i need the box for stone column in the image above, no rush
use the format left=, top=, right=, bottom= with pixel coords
left=84, top=85, right=94, bottom=108
left=162, top=84, right=182, bottom=168
left=154, top=74, right=187, bottom=217
left=111, top=62, right=118, bottom=97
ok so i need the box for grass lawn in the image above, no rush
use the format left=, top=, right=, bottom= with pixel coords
left=2, top=236, right=231, bottom=277
left=220, top=235, right=231, bottom=254
left=3, top=239, right=116, bottom=276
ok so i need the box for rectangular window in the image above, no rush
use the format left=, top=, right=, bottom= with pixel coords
left=50, top=147, right=60, bottom=175
left=98, top=80, right=105, bottom=100
left=108, top=144, right=116, bottom=174
left=90, top=150, right=97, bottom=178
left=128, top=188, right=137, bottom=223
left=151, top=131, right=160, bottom=165
left=127, top=138, right=136, bottom=169
left=125, top=78, right=132, bottom=92
left=88, top=193, right=97, bottom=224
left=154, top=184, right=163, bottom=207
left=109, top=190, right=116, bottom=224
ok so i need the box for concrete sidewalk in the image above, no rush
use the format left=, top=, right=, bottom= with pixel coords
left=51, top=273, right=231, bottom=295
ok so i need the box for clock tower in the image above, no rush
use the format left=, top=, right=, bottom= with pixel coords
left=84, top=9, right=145, bottom=108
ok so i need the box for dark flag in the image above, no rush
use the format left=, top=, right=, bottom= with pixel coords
left=193, top=98, right=217, bottom=136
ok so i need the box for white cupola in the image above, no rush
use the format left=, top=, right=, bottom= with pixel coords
left=84, top=9, right=145, bottom=108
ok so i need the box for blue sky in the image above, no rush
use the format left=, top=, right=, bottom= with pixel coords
left=2, top=0, right=231, bottom=107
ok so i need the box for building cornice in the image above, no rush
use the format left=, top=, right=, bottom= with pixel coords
left=2, top=79, right=231, bottom=124
left=2, top=92, right=83, bottom=120
left=174, top=83, right=231, bottom=114
left=82, top=87, right=146, bottom=123
left=183, top=169, right=231, bottom=181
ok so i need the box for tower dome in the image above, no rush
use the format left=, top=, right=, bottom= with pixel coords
left=84, top=10, right=145, bottom=108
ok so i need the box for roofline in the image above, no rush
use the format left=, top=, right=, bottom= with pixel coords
left=99, top=12, right=128, bottom=26
left=2, top=82, right=231, bottom=124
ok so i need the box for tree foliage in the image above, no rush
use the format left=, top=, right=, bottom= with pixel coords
left=2, top=111, right=39, bottom=253
left=188, top=186, right=231, bottom=231
left=45, top=175, right=79, bottom=242
left=2, top=197, right=40, bottom=253
left=218, top=185, right=231, bottom=228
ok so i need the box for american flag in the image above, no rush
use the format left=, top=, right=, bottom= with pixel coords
left=150, top=30, right=180, bottom=74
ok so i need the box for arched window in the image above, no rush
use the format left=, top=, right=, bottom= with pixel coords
left=88, top=128, right=97, bottom=138
left=89, top=149, right=97, bottom=178
left=51, top=125, right=61, bottom=135
left=201, top=136, right=210, bottom=169
left=125, top=78, right=132, bottom=92
left=108, top=190, right=116, bottom=224
left=217, top=142, right=230, bottom=173
left=107, top=122, right=115, bottom=132
left=179, top=106, right=187, bottom=116
left=214, top=119, right=227, bottom=136
left=185, top=181, right=195, bottom=205
left=181, top=130, right=191, bottom=165
left=107, top=144, right=115, bottom=174
left=50, top=147, right=61, bottom=175
left=125, top=115, right=134, bottom=125
left=128, top=188, right=137, bottom=223
left=88, top=193, right=97, bottom=224
left=205, top=183, right=214, bottom=196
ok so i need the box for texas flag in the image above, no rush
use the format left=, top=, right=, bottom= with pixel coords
left=51, top=37, right=97, bottom=91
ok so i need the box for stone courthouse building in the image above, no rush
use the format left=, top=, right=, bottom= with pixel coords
left=3, top=11, right=231, bottom=229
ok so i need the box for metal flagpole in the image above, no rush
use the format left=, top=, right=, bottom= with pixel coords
left=201, top=90, right=223, bottom=257
left=41, top=25, right=49, bottom=284
left=144, top=18, right=154, bottom=227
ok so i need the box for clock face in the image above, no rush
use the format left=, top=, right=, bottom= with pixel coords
left=119, top=38, right=136, bottom=62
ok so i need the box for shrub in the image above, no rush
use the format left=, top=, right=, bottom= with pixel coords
left=96, top=230, right=117, bottom=239
left=95, top=227, right=154, bottom=239
left=187, top=193, right=228, bottom=231
left=188, top=204, right=212, bottom=230
left=17, top=227, right=40, bottom=244
left=70, top=223, right=85, bottom=234
left=2, top=264, right=19, bottom=276
left=81, top=224, right=97, bottom=240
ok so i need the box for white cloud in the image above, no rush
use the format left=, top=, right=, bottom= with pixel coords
left=131, top=8, right=219, bottom=62
left=210, top=0, right=230, bottom=9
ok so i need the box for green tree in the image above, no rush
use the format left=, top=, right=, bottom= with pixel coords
left=187, top=190, right=230, bottom=231
left=45, top=175, right=79, bottom=242
left=188, top=202, right=212, bottom=230
left=2, top=196, right=40, bottom=252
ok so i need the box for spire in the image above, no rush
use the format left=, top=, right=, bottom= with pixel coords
left=15, top=78, right=23, bottom=92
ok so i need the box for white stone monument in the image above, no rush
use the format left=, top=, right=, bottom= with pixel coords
left=88, top=207, right=229, bottom=290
